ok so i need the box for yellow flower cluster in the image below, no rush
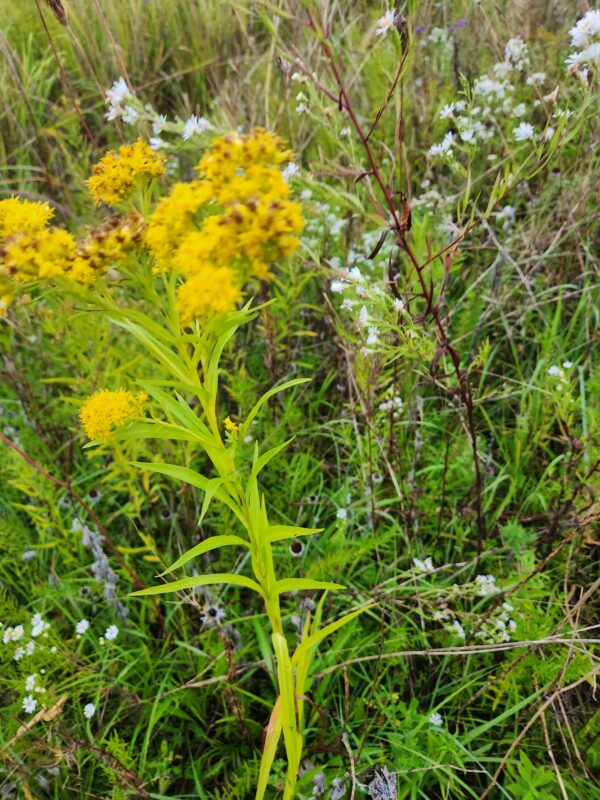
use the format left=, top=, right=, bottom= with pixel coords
left=176, top=266, right=242, bottom=324
left=0, top=197, right=146, bottom=313
left=0, top=197, right=74, bottom=313
left=70, top=212, right=146, bottom=284
left=144, top=181, right=212, bottom=268
left=144, top=128, right=304, bottom=324
left=80, top=389, right=147, bottom=440
left=0, top=197, right=54, bottom=238
left=87, top=140, right=165, bottom=206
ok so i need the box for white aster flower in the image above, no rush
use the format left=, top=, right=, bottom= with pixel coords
left=25, top=674, right=37, bottom=691
left=105, top=77, right=132, bottom=121
left=569, top=10, right=600, bottom=49
left=340, top=126, right=351, bottom=137
left=31, top=620, right=49, bottom=638
left=121, top=104, right=139, bottom=125
left=460, top=127, right=476, bottom=143
left=526, top=72, right=546, bottom=85
left=182, top=115, right=211, bottom=140
left=83, top=703, right=96, bottom=719
left=152, top=114, right=167, bottom=135
left=25, top=641, right=35, bottom=655
left=548, top=365, right=563, bottom=377
left=336, top=508, right=348, bottom=520
left=439, top=103, right=455, bottom=119
left=22, top=550, right=37, bottom=560
left=366, top=326, right=379, bottom=345
left=149, top=137, right=166, bottom=151
left=413, top=557, right=435, bottom=574
left=282, top=162, right=300, bottom=181
left=75, top=619, right=90, bottom=635
left=375, top=8, right=396, bottom=36
left=451, top=620, right=466, bottom=639
left=23, top=694, right=37, bottom=714
left=513, top=122, right=535, bottom=141
left=13, top=647, right=25, bottom=661
left=330, top=280, right=346, bottom=293
left=429, top=712, right=443, bottom=727
left=295, top=102, right=309, bottom=114
left=104, top=625, right=119, bottom=641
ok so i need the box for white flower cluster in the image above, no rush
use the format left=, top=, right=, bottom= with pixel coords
left=378, top=392, right=404, bottom=419
left=2, top=612, right=51, bottom=661
left=547, top=361, right=574, bottom=392
left=103, top=76, right=213, bottom=148
left=474, top=601, right=517, bottom=644
left=566, top=10, right=600, bottom=69
left=427, top=34, right=562, bottom=158
left=105, top=77, right=135, bottom=122
left=475, top=574, right=500, bottom=597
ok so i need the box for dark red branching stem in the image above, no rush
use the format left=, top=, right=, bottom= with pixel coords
left=306, top=12, right=487, bottom=546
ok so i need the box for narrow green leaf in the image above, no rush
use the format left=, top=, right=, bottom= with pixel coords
left=252, top=439, right=293, bottom=478
left=268, top=525, right=323, bottom=543
left=114, top=421, right=201, bottom=443
left=256, top=697, right=283, bottom=800
left=272, top=633, right=299, bottom=770
left=130, top=462, right=245, bottom=524
left=159, top=535, right=249, bottom=576
left=274, top=578, right=345, bottom=594
left=129, top=572, right=264, bottom=598
left=241, top=378, right=310, bottom=438
left=139, top=383, right=211, bottom=444
left=292, top=606, right=371, bottom=667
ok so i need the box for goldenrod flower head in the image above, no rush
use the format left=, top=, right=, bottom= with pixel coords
left=224, top=416, right=241, bottom=433
left=80, top=389, right=147, bottom=440
left=68, top=211, right=146, bottom=283
left=87, top=140, right=165, bottom=206
left=0, top=228, right=76, bottom=283
left=145, top=181, right=212, bottom=267
left=0, top=197, right=54, bottom=240
left=197, top=128, right=294, bottom=188
left=176, top=266, right=242, bottom=325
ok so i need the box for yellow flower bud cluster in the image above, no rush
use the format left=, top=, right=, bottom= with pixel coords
left=86, top=139, right=165, bottom=206
left=144, top=128, right=304, bottom=324
left=80, top=388, right=147, bottom=440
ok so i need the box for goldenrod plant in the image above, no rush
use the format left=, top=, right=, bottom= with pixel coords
left=1, top=128, right=367, bottom=798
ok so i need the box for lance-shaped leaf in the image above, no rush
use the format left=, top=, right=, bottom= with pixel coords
left=274, top=578, right=345, bottom=595
left=268, top=525, right=323, bottom=543
left=138, top=383, right=212, bottom=445
left=292, top=606, right=372, bottom=668
left=130, top=462, right=246, bottom=525
left=129, top=572, right=264, bottom=598
left=111, top=319, right=195, bottom=389
left=241, top=378, right=310, bottom=438
left=159, top=534, right=250, bottom=576
left=256, top=696, right=283, bottom=800
left=251, top=438, right=293, bottom=479
left=100, top=421, right=200, bottom=444
left=272, top=634, right=299, bottom=782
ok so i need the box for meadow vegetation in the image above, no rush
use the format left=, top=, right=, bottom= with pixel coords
left=0, top=1, right=599, bottom=798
